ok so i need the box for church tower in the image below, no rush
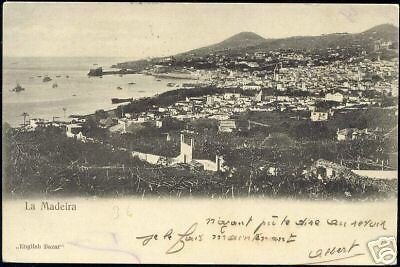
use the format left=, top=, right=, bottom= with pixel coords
left=179, top=134, right=193, bottom=163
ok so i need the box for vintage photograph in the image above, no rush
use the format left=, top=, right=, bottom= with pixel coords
left=2, top=3, right=398, bottom=201
left=2, top=3, right=399, bottom=265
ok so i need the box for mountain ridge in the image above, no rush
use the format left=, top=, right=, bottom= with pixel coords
left=116, top=24, right=399, bottom=68
left=182, top=23, right=399, bottom=56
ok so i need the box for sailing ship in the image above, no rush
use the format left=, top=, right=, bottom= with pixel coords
left=43, top=76, right=52, bottom=82
left=11, top=83, right=25, bottom=93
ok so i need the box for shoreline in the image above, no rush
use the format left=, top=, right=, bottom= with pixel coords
left=4, top=66, right=199, bottom=127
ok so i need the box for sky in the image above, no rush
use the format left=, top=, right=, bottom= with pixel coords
left=3, top=3, right=399, bottom=59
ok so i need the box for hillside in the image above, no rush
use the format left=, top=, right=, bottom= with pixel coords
left=116, top=24, right=399, bottom=69
left=179, top=31, right=268, bottom=57
left=248, top=23, right=399, bottom=52
left=176, top=24, right=399, bottom=57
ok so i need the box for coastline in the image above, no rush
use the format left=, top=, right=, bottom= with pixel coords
left=3, top=57, right=198, bottom=127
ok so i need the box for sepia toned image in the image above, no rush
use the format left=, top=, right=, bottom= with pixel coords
left=2, top=2, right=398, bottom=265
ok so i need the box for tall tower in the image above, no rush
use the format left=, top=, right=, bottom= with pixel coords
left=357, top=67, right=364, bottom=82
left=273, top=64, right=279, bottom=82
left=180, top=134, right=193, bottom=163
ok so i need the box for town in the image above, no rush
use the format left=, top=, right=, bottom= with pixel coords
left=3, top=26, right=398, bottom=200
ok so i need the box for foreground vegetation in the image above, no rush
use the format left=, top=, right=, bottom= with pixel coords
left=3, top=125, right=397, bottom=200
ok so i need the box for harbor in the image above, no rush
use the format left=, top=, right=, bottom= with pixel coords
left=3, top=57, right=195, bottom=127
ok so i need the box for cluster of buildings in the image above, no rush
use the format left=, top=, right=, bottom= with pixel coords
left=147, top=47, right=398, bottom=98
left=88, top=75, right=398, bottom=138
left=132, top=133, right=227, bottom=173
left=137, top=50, right=398, bottom=133
left=336, top=128, right=383, bottom=141
left=309, top=159, right=397, bottom=182
left=22, top=117, right=90, bottom=143
left=19, top=44, right=398, bottom=179
left=107, top=84, right=387, bottom=135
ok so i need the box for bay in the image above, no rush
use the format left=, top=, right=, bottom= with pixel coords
left=3, top=57, right=186, bottom=127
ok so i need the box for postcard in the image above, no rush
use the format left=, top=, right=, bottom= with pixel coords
left=2, top=2, right=398, bottom=265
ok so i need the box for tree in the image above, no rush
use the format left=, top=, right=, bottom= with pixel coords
left=62, top=107, right=67, bottom=119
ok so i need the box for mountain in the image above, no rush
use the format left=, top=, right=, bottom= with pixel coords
left=180, top=32, right=267, bottom=56
left=181, top=23, right=399, bottom=56
left=362, top=23, right=399, bottom=37
left=116, top=24, right=399, bottom=68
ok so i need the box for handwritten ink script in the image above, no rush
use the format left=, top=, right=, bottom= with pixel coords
left=65, top=207, right=390, bottom=264
left=132, top=214, right=387, bottom=264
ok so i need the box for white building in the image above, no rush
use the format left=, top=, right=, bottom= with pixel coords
left=132, top=133, right=227, bottom=172
left=310, top=111, right=329, bottom=122
left=223, top=93, right=241, bottom=100
left=242, top=83, right=261, bottom=90
left=325, top=92, right=344, bottom=103
left=66, top=124, right=86, bottom=141
left=29, top=118, right=47, bottom=130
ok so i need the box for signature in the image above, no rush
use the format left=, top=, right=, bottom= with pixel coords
left=305, top=239, right=364, bottom=264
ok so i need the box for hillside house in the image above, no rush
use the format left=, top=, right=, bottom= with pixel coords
left=309, top=159, right=355, bottom=181
left=218, top=119, right=250, bottom=133
left=337, top=128, right=380, bottom=141
left=132, top=133, right=227, bottom=172
left=66, top=124, right=86, bottom=142
left=28, top=118, right=47, bottom=130
left=325, top=92, right=344, bottom=103
left=223, top=92, right=241, bottom=100
left=310, top=111, right=329, bottom=122
left=242, top=82, right=261, bottom=90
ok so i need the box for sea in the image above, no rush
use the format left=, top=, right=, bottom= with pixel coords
left=3, top=57, right=187, bottom=127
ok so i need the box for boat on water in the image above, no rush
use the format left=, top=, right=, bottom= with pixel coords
left=52, top=83, right=58, bottom=88
left=128, top=82, right=136, bottom=85
left=66, top=75, right=70, bottom=78
left=37, top=75, right=42, bottom=78
left=56, top=75, right=61, bottom=78
left=156, top=79, right=162, bottom=82
left=11, top=83, right=25, bottom=93
left=167, top=82, right=176, bottom=87
left=116, top=86, right=123, bottom=90
left=43, top=76, right=52, bottom=82
left=111, top=98, right=133, bottom=104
